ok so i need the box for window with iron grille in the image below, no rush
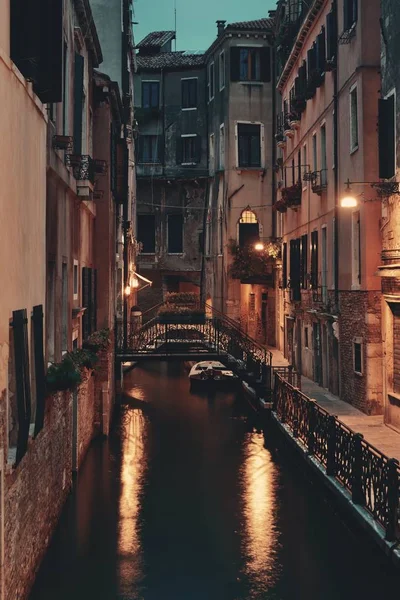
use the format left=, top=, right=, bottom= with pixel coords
left=142, top=81, right=160, bottom=108
left=182, top=78, right=197, bottom=109
left=237, top=123, right=261, bottom=168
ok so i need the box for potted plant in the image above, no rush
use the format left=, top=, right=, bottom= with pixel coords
left=281, top=182, right=302, bottom=208
left=82, top=328, right=111, bottom=352
left=158, top=304, right=206, bottom=324
left=274, top=198, right=287, bottom=213
left=46, top=356, right=82, bottom=393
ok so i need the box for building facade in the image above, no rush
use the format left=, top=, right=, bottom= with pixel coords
left=134, top=32, right=208, bottom=308
left=204, top=19, right=278, bottom=344
left=275, top=0, right=383, bottom=413
left=378, top=0, right=400, bottom=431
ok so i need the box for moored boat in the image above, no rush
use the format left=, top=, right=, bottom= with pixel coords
left=189, top=361, right=238, bottom=386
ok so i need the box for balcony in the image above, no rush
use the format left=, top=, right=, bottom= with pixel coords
left=310, top=170, right=328, bottom=195
left=281, top=182, right=302, bottom=209
left=66, top=154, right=95, bottom=197
left=305, top=69, right=324, bottom=99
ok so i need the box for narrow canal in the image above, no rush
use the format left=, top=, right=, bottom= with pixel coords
left=30, top=361, right=400, bottom=600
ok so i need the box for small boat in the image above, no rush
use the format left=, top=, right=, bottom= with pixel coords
left=189, top=360, right=238, bottom=385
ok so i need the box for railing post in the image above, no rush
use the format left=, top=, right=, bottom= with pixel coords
left=386, top=458, right=400, bottom=541
left=296, top=370, right=302, bottom=390
left=351, top=433, right=364, bottom=505
left=307, top=399, right=316, bottom=455
left=293, top=418, right=299, bottom=438
left=326, top=415, right=336, bottom=476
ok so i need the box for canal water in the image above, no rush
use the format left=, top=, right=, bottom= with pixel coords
left=30, top=361, right=400, bottom=600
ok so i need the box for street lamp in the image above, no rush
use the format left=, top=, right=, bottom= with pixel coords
left=340, top=178, right=400, bottom=207
left=254, top=242, right=265, bottom=251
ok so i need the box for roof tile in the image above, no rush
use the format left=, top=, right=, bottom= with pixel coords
left=227, top=18, right=273, bottom=31
left=137, top=31, right=176, bottom=49
left=137, top=51, right=205, bottom=70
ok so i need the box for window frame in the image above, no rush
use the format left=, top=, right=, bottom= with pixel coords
left=137, top=214, right=156, bottom=254
left=236, top=121, right=264, bottom=169
left=209, top=133, right=215, bottom=171
left=219, top=51, right=225, bottom=90
left=139, top=134, right=161, bottom=164
left=351, top=210, right=361, bottom=289
left=219, top=123, right=225, bottom=169
left=73, top=259, right=79, bottom=300
left=239, top=47, right=261, bottom=82
left=167, top=213, right=184, bottom=255
left=353, top=336, right=363, bottom=375
left=349, top=83, right=359, bottom=153
left=181, top=133, right=197, bottom=165
left=181, top=77, right=198, bottom=111
left=208, top=62, right=215, bottom=101
left=142, top=80, right=160, bottom=109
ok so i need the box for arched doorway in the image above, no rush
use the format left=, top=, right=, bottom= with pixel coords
left=238, top=208, right=259, bottom=248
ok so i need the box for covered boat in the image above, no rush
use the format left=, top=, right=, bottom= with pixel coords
left=189, top=361, right=238, bottom=385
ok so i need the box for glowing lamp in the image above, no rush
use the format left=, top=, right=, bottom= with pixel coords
left=124, top=285, right=131, bottom=296
left=254, top=242, right=265, bottom=251
left=340, top=194, right=358, bottom=208
left=131, top=277, right=139, bottom=289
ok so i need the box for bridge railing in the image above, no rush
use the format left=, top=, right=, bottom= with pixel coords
left=273, top=373, right=400, bottom=541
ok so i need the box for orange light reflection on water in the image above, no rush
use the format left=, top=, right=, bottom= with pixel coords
left=242, top=433, right=279, bottom=589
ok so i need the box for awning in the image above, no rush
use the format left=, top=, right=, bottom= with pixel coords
left=375, top=264, right=400, bottom=277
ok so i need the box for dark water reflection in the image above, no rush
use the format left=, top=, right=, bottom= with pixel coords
left=30, top=361, right=400, bottom=599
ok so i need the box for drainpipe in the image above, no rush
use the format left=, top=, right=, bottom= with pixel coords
left=271, top=38, right=277, bottom=240
left=333, top=0, right=339, bottom=310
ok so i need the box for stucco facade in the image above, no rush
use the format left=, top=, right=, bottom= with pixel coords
left=275, top=0, right=382, bottom=413
left=204, top=19, right=277, bottom=344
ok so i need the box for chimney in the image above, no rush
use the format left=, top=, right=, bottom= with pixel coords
left=216, top=20, right=226, bottom=37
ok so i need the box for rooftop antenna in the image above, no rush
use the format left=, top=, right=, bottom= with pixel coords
left=174, top=0, right=177, bottom=51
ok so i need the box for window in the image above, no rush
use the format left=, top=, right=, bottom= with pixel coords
left=282, top=243, right=287, bottom=288
left=167, top=214, right=183, bottom=254
left=219, top=124, right=225, bottom=169
left=311, top=230, right=319, bottom=289
left=208, top=62, right=215, bottom=100
left=73, top=260, right=78, bottom=300
left=182, top=78, right=197, bottom=109
left=239, top=209, right=259, bottom=248
left=312, top=133, right=318, bottom=171
left=237, top=123, right=261, bottom=168
left=300, top=234, right=308, bottom=289
left=139, top=135, right=160, bottom=163
left=326, top=11, right=338, bottom=61
left=63, top=42, right=69, bottom=134
left=379, top=93, right=396, bottom=179
left=290, top=239, right=301, bottom=301
left=181, top=135, right=198, bottom=164
left=392, top=307, right=400, bottom=393
left=61, top=263, right=68, bottom=353
left=305, top=327, right=309, bottom=349
left=353, top=337, right=363, bottom=375
left=142, top=81, right=159, bottom=108
left=219, top=51, right=225, bottom=90
left=321, top=124, right=327, bottom=184
left=350, top=85, right=359, bottom=152
left=322, top=226, right=328, bottom=303
left=209, top=134, right=215, bottom=171
left=352, top=211, right=361, bottom=287
left=344, top=0, right=358, bottom=32
left=137, top=214, right=156, bottom=253
left=231, top=47, right=271, bottom=82
left=302, top=144, right=307, bottom=183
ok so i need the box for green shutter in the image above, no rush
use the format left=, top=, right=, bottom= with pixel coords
left=12, top=309, right=31, bottom=464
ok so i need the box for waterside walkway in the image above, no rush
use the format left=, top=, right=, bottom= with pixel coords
left=269, top=348, right=400, bottom=462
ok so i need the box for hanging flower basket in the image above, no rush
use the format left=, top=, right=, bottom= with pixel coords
left=274, top=199, right=287, bottom=213
left=281, top=182, right=302, bottom=208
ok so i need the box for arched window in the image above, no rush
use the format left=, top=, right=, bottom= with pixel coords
left=239, top=208, right=259, bottom=247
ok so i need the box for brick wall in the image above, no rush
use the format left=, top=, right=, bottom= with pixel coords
left=340, top=291, right=383, bottom=414
left=94, top=347, right=115, bottom=437
left=4, top=392, right=73, bottom=600
left=77, top=371, right=96, bottom=469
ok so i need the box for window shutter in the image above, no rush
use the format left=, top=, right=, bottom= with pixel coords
left=317, top=28, right=326, bottom=71
left=282, top=243, right=287, bottom=288
left=326, top=11, right=337, bottom=60
left=196, top=135, right=202, bottom=163
left=311, top=231, right=319, bottom=289
left=82, top=267, right=90, bottom=339
left=379, top=96, right=395, bottom=180
left=73, top=53, right=85, bottom=155
left=260, top=47, right=271, bottom=82
left=12, top=309, right=31, bottom=464
left=32, top=305, right=46, bottom=436
left=91, top=269, right=97, bottom=334
left=230, top=47, right=241, bottom=81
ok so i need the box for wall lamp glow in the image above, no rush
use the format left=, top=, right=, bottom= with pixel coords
left=340, top=178, right=400, bottom=208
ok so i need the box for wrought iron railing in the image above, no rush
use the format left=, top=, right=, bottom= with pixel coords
left=66, top=154, right=96, bottom=184
left=310, top=169, right=328, bottom=195
left=274, top=374, right=400, bottom=541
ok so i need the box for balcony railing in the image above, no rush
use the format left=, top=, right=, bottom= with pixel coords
left=310, top=169, right=328, bottom=195
left=281, top=181, right=302, bottom=209
left=66, top=154, right=95, bottom=184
